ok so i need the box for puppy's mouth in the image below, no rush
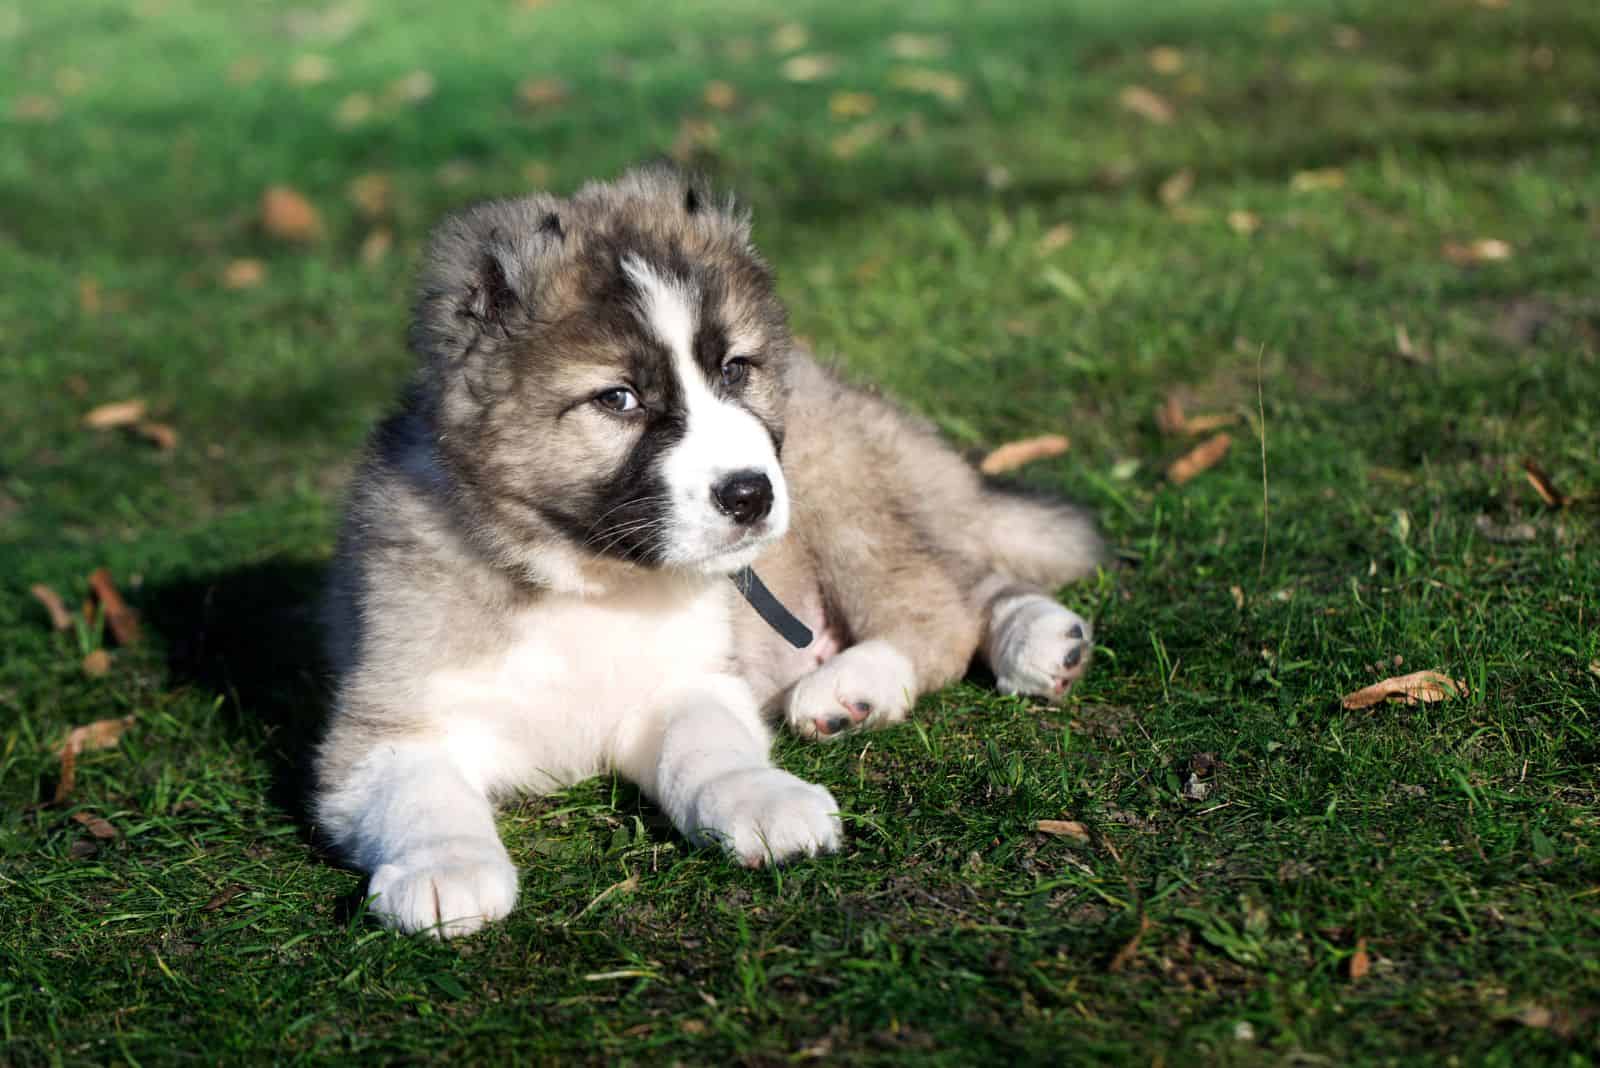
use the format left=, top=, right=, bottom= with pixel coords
left=675, top=517, right=785, bottom=575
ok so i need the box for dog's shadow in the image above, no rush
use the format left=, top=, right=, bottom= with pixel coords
left=144, top=559, right=331, bottom=831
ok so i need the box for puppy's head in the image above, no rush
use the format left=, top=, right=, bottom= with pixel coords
left=410, top=166, right=792, bottom=583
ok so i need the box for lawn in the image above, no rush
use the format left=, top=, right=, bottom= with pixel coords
left=2, top=0, right=1598, bottom=1062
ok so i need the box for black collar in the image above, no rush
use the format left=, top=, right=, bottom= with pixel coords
left=730, top=567, right=813, bottom=649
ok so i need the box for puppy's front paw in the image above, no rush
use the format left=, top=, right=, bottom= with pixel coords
left=988, top=597, right=1094, bottom=701
left=690, top=768, right=841, bottom=867
left=786, top=639, right=916, bottom=740
left=367, top=844, right=519, bottom=938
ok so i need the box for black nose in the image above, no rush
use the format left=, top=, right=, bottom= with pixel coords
left=711, top=470, right=773, bottom=526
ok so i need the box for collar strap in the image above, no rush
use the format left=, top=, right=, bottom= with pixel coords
left=730, top=567, right=814, bottom=649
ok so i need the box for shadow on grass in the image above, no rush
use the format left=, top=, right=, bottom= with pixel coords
left=143, top=558, right=330, bottom=831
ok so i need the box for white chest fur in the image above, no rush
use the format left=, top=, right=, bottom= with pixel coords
left=422, top=576, right=735, bottom=793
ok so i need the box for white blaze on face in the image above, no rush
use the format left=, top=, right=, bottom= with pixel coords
left=622, top=255, right=789, bottom=572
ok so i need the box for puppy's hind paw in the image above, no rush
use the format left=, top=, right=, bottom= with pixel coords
left=988, top=597, right=1094, bottom=702
left=785, top=639, right=916, bottom=740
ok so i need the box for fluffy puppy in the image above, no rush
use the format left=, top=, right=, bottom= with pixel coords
left=314, top=167, right=1105, bottom=936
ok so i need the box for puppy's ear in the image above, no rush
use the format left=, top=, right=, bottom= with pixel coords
left=409, top=197, right=565, bottom=371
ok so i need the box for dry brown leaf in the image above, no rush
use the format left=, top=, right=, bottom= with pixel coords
left=1035, top=819, right=1090, bottom=842
left=1107, top=914, right=1151, bottom=973
left=53, top=714, right=135, bottom=803
left=782, top=54, right=837, bottom=82
left=83, top=399, right=147, bottom=430
left=1158, top=169, right=1194, bottom=207
left=1230, top=585, right=1245, bottom=610
left=135, top=421, right=179, bottom=451
left=1119, top=85, right=1173, bottom=124
left=261, top=186, right=322, bottom=243
left=347, top=172, right=393, bottom=219
left=1442, top=238, right=1512, bottom=265
left=1348, top=938, right=1370, bottom=980
left=1036, top=224, right=1074, bottom=254
left=288, top=53, right=333, bottom=86
left=334, top=92, right=373, bottom=127
left=202, top=884, right=248, bottom=912
left=702, top=80, right=738, bottom=112
left=517, top=76, right=568, bottom=110
left=980, top=434, right=1070, bottom=475
left=1340, top=670, right=1467, bottom=710
left=889, top=67, right=967, bottom=102
left=1290, top=168, right=1346, bottom=193
left=1522, top=458, right=1568, bottom=508
left=829, top=121, right=885, bottom=161
left=81, top=648, right=112, bottom=678
left=78, top=276, right=103, bottom=315
left=887, top=33, right=948, bottom=60
left=1147, top=46, right=1184, bottom=74
left=1227, top=210, right=1261, bottom=235
left=1166, top=432, right=1233, bottom=484
left=12, top=94, right=61, bottom=121
left=1156, top=395, right=1187, bottom=435
left=386, top=69, right=435, bottom=104
left=770, top=22, right=809, bottom=53
left=360, top=228, right=393, bottom=266
left=88, top=567, right=141, bottom=646
left=222, top=258, right=266, bottom=290
left=73, top=811, right=119, bottom=839
left=30, top=584, right=75, bottom=631
left=828, top=91, right=877, bottom=119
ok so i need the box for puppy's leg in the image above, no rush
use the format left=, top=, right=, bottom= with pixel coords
left=784, top=563, right=979, bottom=741
left=612, top=674, right=841, bottom=866
left=974, top=576, right=1094, bottom=701
left=316, top=742, right=518, bottom=938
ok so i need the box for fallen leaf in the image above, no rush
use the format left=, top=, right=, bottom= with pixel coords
left=1230, top=585, right=1245, bottom=610
left=1166, top=432, right=1233, bottom=484
left=360, top=228, right=393, bottom=266
left=53, top=714, right=136, bottom=803
left=72, top=811, right=119, bottom=839
left=828, top=121, right=885, bottom=160
left=334, top=92, right=373, bottom=126
left=782, top=54, right=837, bottom=82
left=1441, top=238, right=1512, bottom=265
left=770, top=22, right=809, bottom=53
left=1474, top=514, right=1536, bottom=543
left=1036, top=224, right=1074, bottom=254
left=1522, top=458, right=1568, bottom=507
left=1393, top=323, right=1429, bottom=364
left=1348, top=938, right=1370, bottom=980
left=12, top=94, right=61, bottom=121
left=889, top=67, right=966, bottom=102
left=88, top=567, right=141, bottom=646
left=261, top=186, right=322, bottom=243
left=887, top=33, right=948, bottom=60
left=1158, top=169, right=1194, bottom=207
left=135, top=422, right=179, bottom=451
left=31, top=584, right=76, bottom=631
left=828, top=90, right=877, bottom=119
left=1035, top=819, right=1090, bottom=842
left=1147, top=46, right=1184, bottom=74
left=386, top=69, right=435, bottom=104
left=702, top=80, right=738, bottom=112
left=1157, top=393, right=1240, bottom=435
left=517, top=76, right=567, bottom=110
left=980, top=434, right=1070, bottom=475
left=81, top=649, right=112, bottom=678
left=1107, top=914, right=1151, bottom=973
left=1227, top=210, right=1260, bottom=235
left=1588, top=660, right=1600, bottom=680
left=83, top=399, right=148, bottom=430
left=1340, top=670, right=1467, bottom=710
left=202, top=884, right=248, bottom=911
left=1119, top=85, right=1173, bottom=124
left=1290, top=168, right=1346, bottom=193
left=222, top=258, right=266, bottom=290
left=288, top=53, right=333, bottom=85
left=347, top=172, right=393, bottom=218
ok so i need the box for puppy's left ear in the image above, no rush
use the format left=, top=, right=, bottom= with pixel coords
left=409, top=196, right=565, bottom=373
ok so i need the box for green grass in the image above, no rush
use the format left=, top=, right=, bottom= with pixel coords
left=3, top=0, right=1599, bottom=1062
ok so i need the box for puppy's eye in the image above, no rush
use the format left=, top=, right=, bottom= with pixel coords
left=595, top=387, right=641, bottom=414
left=721, top=357, right=751, bottom=388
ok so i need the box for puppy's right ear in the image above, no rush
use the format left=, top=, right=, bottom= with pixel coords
left=409, top=197, right=565, bottom=373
